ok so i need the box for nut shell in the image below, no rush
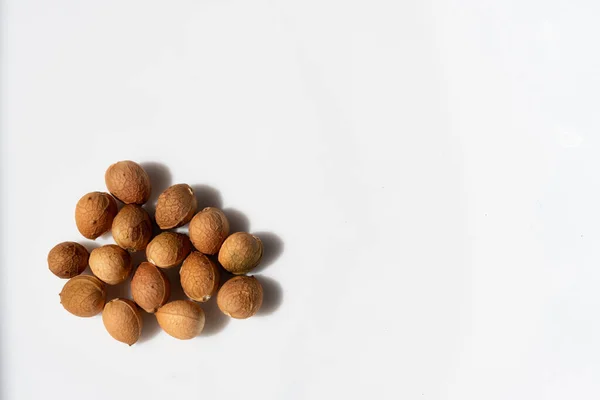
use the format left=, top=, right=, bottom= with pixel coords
left=48, top=242, right=89, bottom=278
left=189, top=207, right=229, bottom=255
left=89, top=245, right=132, bottom=285
left=217, top=275, right=263, bottom=319
left=156, top=300, right=205, bottom=340
left=112, top=205, right=153, bottom=251
left=131, top=262, right=170, bottom=313
left=180, top=252, right=220, bottom=302
left=218, top=232, right=263, bottom=275
left=146, top=232, right=192, bottom=268
left=75, top=192, right=118, bottom=240
left=102, top=298, right=143, bottom=346
left=105, top=160, right=151, bottom=205
left=155, top=184, right=197, bottom=229
left=59, top=275, right=106, bottom=317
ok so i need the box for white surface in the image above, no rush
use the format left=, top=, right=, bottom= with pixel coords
left=1, top=1, right=599, bottom=399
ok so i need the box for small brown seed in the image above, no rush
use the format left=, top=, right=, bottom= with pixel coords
left=180, top=252, right=220, bottom=302
left=217, top=275, right=263, bottom=319
left=102, top=298, right=143, bottom=346
left=89, top=244, right=132, bottom=285
left=105, top=160, right=151, bottom=205
left=112, top=205, right=153, bottom=251
left=146, top=232, right=192, bottom=268
left=59, top=275, right=106, bottom=317
left=75, top=192, right=118, bottom=240
left=218, top=232, right=263, bottom=275
left=155, top=184, right=197, bottom=229
left=48, top=241, right=89, bottom=278
left=131, top=262, right=170, bottom=313
left=189, top=207, right=229, bottom=255
left=156, top=300, right=205, bottom=340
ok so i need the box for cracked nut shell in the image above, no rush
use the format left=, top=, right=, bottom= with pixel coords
left=146, top=232, right=192, bottom=268
left=89, top=244, right=132, bottom=285
left=217, top=275, right=263, bottom=319
left=180, top=252, right=220, bottom=302
left=59, top=275, right=106, bottom=317
left=102, top=298, right=143, bottom=346
left=112, top=205, right=153, bottom=251
left=48, top=241, right=89, bottom=278
left=189, top=207, right=229, bottom=255
left=105, top=160, right=151, bottom=205
left=75, top=192, right=118, bottom=239
left=131, top=262, right=170, bottom=313
left=155, top=184, right=197, bottom=229
left=218, top=232, right=263, bottom=275
left=156, top=300, right=205, bottom=340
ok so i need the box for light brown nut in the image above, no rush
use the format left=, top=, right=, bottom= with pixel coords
left=217, top=275, right=263, bottom=319
left=131, top=262, right=170, bottom=313
left=89, top=244, right=132, bottom=285
left=218, top=232, right=263, bottom=275
left=189, top=207, right=229, bottom=255
left=146, top=232, right=192, bottom=268
left=155, top=184, right=197, bottom=229
left=75, top=192, right=118, bottom=240
left=59, top=275, right=106, bottom=317
left=111, top=205, right=153, bottom=251
left=105, top=160, right=151, bottom=205
left=180, top=252, right=220, bottom=302
left=102, top=298, right=143, bottom=346
left=48, top=242, right=89, bottom=278
left=156, top=300, right=205, bottom=340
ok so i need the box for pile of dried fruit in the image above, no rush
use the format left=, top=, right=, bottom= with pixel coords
left=48, top=160, right=267, bottom=345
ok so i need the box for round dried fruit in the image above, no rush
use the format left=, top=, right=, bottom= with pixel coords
left=102, top=298, right=143, bottom=346
left=59, top=275, right=106, bottom=317
left=155, top=184, right=197, bottom=229
left=146, top=232, right=192, bottom=268
left=75, top=192, right=118, bottom=240
left=105, top=160, right=151, bottom=205
left=189, top=207, right=229, bottom=255
left=217, top=275, right=263, bottom=319
left=112, top=205, right=153, bottom=251
left=156, top=300, right=205, bottom=340
left=180, top=252, right=220, bottom=302
left=48, top=241, right=89, bottom=278
left=131, top=262, right=170, bottom=313
left=89, top=244, right=132, bottom=285
left=218, top=232, right=263, bottom=275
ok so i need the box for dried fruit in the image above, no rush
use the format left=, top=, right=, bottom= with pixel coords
left=75, top=192, right=118, bottom=239
left=59, top=275, right=106, bottom=317
left=217, top=275, right=263, bottom=319
left=131, top=262, right=170, bottom=313
left=89, top=244, right=132, bottom=285
left=156, top=300, right=205, bottom=340
left=180, top=252, right=220, bottom=302
left=112, top=205, right=153, bottom=251
left=155, top=184, right=197, bottom=229
left=146, top=232, right=192, bottom=268
left=48, top=241, right=89, bottom=278
left=189, top=207, right=229, bottom=255
left=102, top=298, right=143, bottom=345
left=105, top=160, right=151, bottom=205
left=218, top=232, right=263, bottom=275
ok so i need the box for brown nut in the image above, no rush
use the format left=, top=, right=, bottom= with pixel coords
left=189, top=207, right=229, bottom=255
left=59, top=275, right=106, bottom=317
left=105, top=160, right=151, bottom=205
left=89, top=244, right=132, bottom=285
left=217, top=275, right=263, bottom=319
left=48, top=242, right=89, bottom=278
left=218, top=232, right=263, bottom=274
left=131, top=262, right=170, bottom=313
left=75, top=192, right=118, bottom=240
left=155, top=184, right=197, bottom=229
left=180, top=252, right=220, bottom=302
left=146, top=232, right=192, bottom=268
left=102, top=298, right=143, bottom=346
left=156, top=300, right=205, bottom=340
left=112, top=205, right=153, bottom=251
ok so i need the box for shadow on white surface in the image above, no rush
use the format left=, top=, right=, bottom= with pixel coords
left=223, top=207, right=250, bottom=233
left=191, top=184, right=223, bottom=210
left=256, top=276, right=282, bottom=317
left=252, top=231, right=283, bottom=272
left=138, top=311, right=161, bottom=344
left=201, top=296, right=230, bottom=337
left=140, top=161, right=172, bottom=216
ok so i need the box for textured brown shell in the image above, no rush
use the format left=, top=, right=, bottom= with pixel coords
left=48, top=242, right=89, bottom=278
left=75, top=192, right=118, bottom=240
left=156, top=300, right=205, bottom=340
left=155, top=184, right=197, bottom=229
left=102, top=298, right=143, bottom=345
left=180, top=252, right=220, bottom=302
left=59, top=275, right=106, bottom=317
left=217, top=275, right=263, bottom=319
left=146, top=232, right=192, bottom=268
left=218, top=232, right=263, bottom=275
left=189, top=207, right=230, bottom=255
left=131, top=262, right=171, bottom=313
left=112, top=205, right=153, bottom=251
left=105, top=161, right=151, bottom=205
left=89, top=245, right=132, bottom=285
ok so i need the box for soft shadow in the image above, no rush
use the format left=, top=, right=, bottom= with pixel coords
left=253, top=231, right=284, bottom=271
left=80, top=240, right=101, bottom=253
left=201, top=298, right=230, bottom=336
left=130, top=250, right=147, bottom=268
left=191, top=184, right=223, bottom=210
left=256, top=276, right=283, bottom=316
left=140, top=162, right=172, bottom=215
left=138, top=311, right=162, bottom=344
left=223, top=208, right=250, bottom=233
left=163, top=266, right=187, bottom=301
left=105, top=277, right=132, bottom=302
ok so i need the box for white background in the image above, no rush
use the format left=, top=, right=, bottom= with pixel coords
left=1, top=1, right=599, bottom=399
